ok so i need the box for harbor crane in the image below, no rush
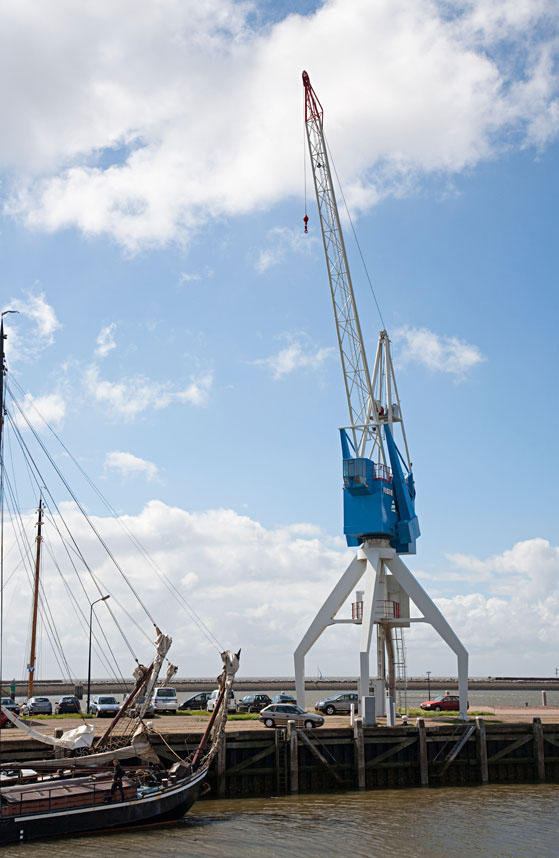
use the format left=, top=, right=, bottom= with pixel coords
left=294, top=71, right=468, bottom=719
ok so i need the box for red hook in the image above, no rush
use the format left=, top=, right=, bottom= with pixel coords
left=303, top=214, right=309, bottom=234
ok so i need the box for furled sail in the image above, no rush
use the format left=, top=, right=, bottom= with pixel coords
left=0, top=708, right=94, bottom=750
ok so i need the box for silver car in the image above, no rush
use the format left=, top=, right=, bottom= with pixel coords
left=315, top=692, right=359, bottom=715
left=21, top=697, right=52, bottom=716
left=259, top=704, right=324, bottom=729
left=90, top=695, right=120, bottom=717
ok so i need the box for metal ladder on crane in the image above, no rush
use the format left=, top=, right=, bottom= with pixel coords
left=392, top=625, right=408, bottom=715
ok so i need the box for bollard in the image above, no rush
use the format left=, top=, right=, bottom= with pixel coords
left=54, top=728, right=64, bottom=759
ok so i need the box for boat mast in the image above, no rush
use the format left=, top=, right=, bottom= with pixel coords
left=27, top=496, right=43, bottom=699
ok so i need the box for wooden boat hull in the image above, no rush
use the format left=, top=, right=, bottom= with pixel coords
left=0, top=767, right=207, bottom=844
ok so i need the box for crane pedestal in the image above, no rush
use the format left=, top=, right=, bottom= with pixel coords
left=294, top=538, right=469, bottom=719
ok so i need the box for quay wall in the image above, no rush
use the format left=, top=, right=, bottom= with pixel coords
left=4, top=719, right=559, bottom=797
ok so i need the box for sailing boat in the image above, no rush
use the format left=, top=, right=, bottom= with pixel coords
left=0, top=316, right=238, bottom=843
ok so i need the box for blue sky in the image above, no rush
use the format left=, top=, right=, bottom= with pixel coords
left=1, top=0, right=558, bottom=683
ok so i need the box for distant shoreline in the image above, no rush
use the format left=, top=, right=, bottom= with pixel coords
left=3, top=677, right=559, bottom=696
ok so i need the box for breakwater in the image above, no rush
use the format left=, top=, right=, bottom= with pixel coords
left=4, top=677, right=559, bottom=696
left=4, top=719, right=559, bottom=796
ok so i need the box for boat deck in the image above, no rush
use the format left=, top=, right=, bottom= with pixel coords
left=1, top=775, right=136, bottom=816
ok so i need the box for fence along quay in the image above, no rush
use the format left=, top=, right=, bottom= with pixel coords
left=4, top=717, right=558, bottom=798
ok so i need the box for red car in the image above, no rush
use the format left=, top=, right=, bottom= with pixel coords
left=420, top=695, right=468, bottom=712
left=0, top=711, right=15, bottom=729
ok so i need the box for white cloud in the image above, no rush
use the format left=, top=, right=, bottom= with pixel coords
left=1, top=498, right=557, bottom=678
left=12, top=392, right=66, bottom=430
left=105, top=450, right=158, bottom=481
left=394, top=326, right=486, bottom=379
left=0, top=0, right=556, bottom=250
left=0, top=500, right=350, bottom=678
left=447, top=538, right=559, bottom=600
left=253, top=333, right=335, bottom=379
left=84, top=364, right=213, bottom=418
left=179, top=266, right=214, bottom=284
left=95, top=323, right=117, bottom=358
left=3, top=292, right=61, bottom=363
left=254, top=226, right=318, bottom=274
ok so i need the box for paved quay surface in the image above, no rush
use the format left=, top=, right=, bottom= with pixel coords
left=3, top=706, right=559, bottom=743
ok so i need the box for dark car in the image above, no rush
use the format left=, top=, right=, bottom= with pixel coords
left=21, top=697, right=52, bottom=716
left=55, top=696, right=81, bottom=714
left=315, top=692, right=359, bottom=715
left=179, top=692, right=212, bottom=711
left=259, top=704, right=324, bottom=729
left=271, top=693, right=297, bottom=706
left=1, top=697, right=20, bottom=716
left=420, top=695, right=468, bottom=712
left=236, top=694, right=272, bottom=713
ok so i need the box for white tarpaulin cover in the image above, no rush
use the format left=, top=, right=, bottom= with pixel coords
left=1, top=707, right=94, bottom=749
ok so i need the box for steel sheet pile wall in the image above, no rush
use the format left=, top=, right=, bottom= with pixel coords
left=2, top=718, right=558, bottom=798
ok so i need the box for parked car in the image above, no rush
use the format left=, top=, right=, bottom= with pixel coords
left=121, top=694, right=155, bottom=716
left=21, top=697, right=52, bottom=716
left=89, top=695, right=120, bottom=717
left=178, top=692, right=212, bottom=711
left=206, top=689, right=236, bottom=712
left=420, top=695, right=468, bottom=712
left=55, top=696, right=81, bottom=714
left=315, top=692, right=359, bottom=715
left=271, top=693, right=297, bottom=705
left=0, top=711, right=15, bottom=729
left=1, top=697, right=20, bottom=716
left=151, top=687, right=178, bottom=713
left=236, top=694, right=272, bottom=713
left=259, top=704, right=324, bottom=729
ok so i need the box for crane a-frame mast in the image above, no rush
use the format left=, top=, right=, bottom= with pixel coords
left=303, top=70, right=418, bottom=554
left=303, top=71, right=377, bottom=462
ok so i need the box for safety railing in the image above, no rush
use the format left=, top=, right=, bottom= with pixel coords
left=373, top=463, right=392, bottom=482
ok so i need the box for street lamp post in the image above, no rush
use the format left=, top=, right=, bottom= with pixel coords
left=87, top=595, right=110, bottom=714
left=426, top=670, right=431, bottom=700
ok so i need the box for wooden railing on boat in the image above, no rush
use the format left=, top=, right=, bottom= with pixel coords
left=1, top=777, right=137, bottom=817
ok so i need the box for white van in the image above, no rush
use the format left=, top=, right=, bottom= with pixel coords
left=206, top=688, right=236, bottom=712
left=151, top=687, right=178, bottom=713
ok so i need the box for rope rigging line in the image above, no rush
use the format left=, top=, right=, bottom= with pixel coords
left=5, top=391, right=156, bottom=630
left=40, top=496, right=154, bottom=659
left=7, top=375, right=224, bottom=655
left=4, top=408, right=141, bottom=665
left=41, top=537, right=130, bottom=687
left=325, top=137, right=387, bottom=333
left=46, top=435, right=225, bottom=654
left=2, top=471, right=74, bottom=681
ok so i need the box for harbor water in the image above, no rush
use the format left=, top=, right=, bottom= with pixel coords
left=1, top=784, right=558, bottom=856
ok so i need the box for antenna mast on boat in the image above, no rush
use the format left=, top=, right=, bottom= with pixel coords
left=27, top=495, right=43, bottom=699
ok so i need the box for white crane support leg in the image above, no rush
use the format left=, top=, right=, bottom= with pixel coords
left=386, top=552, right=469, bottom=719
left=357, top=547, right=384, bottom=705
left=294, top=554, right=365, bottom=706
